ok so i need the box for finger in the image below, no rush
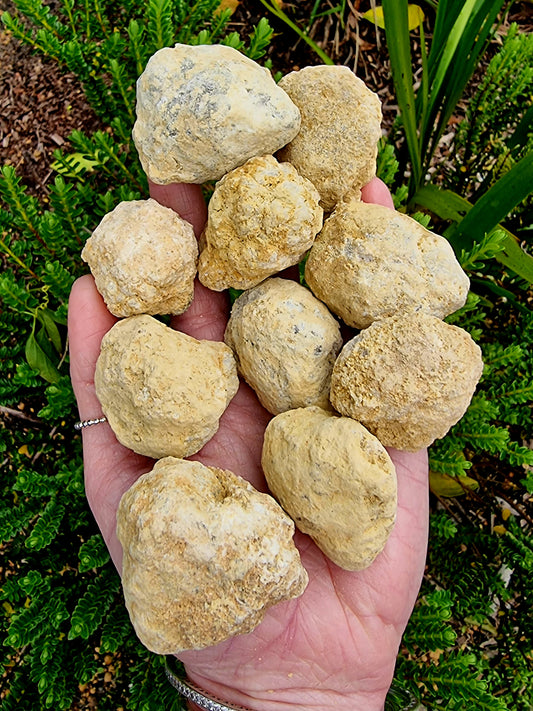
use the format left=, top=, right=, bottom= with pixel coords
left=68, top=273, right=117, bottom=420
left=68, top=274, right=153, bottom=568
left=148, top=180, right=230, bottom=341
left=149, top=180, right=207, bottom=237
left=361, top=176, right=394, bottom=209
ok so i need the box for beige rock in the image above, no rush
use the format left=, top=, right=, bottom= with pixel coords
left=81, top=199, right=198, bottom=318
left=224, top=278, right=342, bottom=414
left=305, top=198, right=470, bottom=329
left=262, top=407, right=397, bottom=570
left=198, top=155, right=323, bottom=291
left=277, top=65, right=382, bottom=211
left=117, top=457, right=308, bottom=653
left=94, top=315, right=239, bottom=458
left=330, top=312, right=484, bottom=450
left=132, top=44, right=301, bottom=184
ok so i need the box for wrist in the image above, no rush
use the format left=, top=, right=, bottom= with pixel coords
left=177, top=665, right=389, bottom=711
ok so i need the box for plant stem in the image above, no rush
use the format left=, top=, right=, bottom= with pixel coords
left=257, top=0, right=334, bottom=65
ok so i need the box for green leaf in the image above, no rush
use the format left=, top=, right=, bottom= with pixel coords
left=412, top=184, right=533, bottom=283
left=37, top=308, right=62, bottom=353
left=382, top=0, right=422, bottom=187
left=25, top=331, right=61, bottom=384
left=449, top=151, right=533, bottom=250
left=429, top=470, right=479, bottom=497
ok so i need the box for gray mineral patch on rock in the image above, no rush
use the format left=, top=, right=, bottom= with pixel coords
left=132, top=44, right=301, bottom=184
left=117, top=457, right=308, bottom=653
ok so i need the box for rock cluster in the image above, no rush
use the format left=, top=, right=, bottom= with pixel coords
left=117, top=457, right=308, bottom=654
left=83, top=43, right=484, bottom=654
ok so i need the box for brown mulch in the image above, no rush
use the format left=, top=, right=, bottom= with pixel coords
left=0, top=27, right=102, bottom=194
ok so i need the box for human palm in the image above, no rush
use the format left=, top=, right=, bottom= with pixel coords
left=68, top=179, right=429, bottom=711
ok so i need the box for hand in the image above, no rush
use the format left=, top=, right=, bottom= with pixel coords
left=68, top=177, right=429, bottom=711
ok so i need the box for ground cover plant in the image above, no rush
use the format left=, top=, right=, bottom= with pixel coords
left=0, top=1, right=531, bottom=709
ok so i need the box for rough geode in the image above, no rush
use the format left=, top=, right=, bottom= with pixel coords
left=132, top=44, right=301, bottom=184
left=262, top=407, right=397, bottom=571
left=330, top=312, right=484, bottom=450
left=81, top=198, right=198, bottom=318
left=224, top=278, right=342, bottom=414
left=277, top=65, right=382, bottom=211
left=117, top=457, right=309, bottom=653
left=94, top=315, right=239, bottom=458
left=198, top=155, right=323, bottom=291
left=305, top=197, right=470, bottom=329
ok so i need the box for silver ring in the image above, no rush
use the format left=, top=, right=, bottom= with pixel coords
left=74, top=416, right=107, bottom=431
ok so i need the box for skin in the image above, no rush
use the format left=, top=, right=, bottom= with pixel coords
left=68, top=177, right=429, bottom=711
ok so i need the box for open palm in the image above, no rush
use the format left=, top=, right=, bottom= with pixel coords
left=68, top=178, right=429, bottom=711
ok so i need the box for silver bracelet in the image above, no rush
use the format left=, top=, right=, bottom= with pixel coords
left=74, top=416, right=107, bottom=430
left=165, top=657, right=252, bottom=710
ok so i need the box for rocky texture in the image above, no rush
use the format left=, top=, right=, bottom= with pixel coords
left=132, top=44, right=301, bottom=184
left=81, top=198, right=198, bottom=317
left=225, top=278, right=342, bottom=414
left=117, top=457, right=308, bottom=653
left=94, top=315, right=239, bottom=458
left=198, top=155, right=323, bottom=291
left=330, top=312, right=484, bottom=450
left=277, top=65, right=382, bottom=211
left=262, top=407, right=397, bottom=570
left=305, top=196, right=470, bottom=329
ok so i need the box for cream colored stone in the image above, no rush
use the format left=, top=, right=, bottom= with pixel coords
left=94, top=315, right=239, bottom=458
left=305, top=196, right=470, bottom=329
left=277, top=65, right=382, bottom=211
left=81, top=199, right=198, bottom=318
left=224, top=278, right=342, bottom=414
left=198, top=155, right=323, bottom=291
left=262, top=407, right=396, bottom=570
left=117, top=457, right=308, bottom=653
left=330, top=312, right=484, bottom=451
left=132, top=44, right=301, bottom=184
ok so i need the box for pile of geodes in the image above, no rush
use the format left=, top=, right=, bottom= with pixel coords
left=81, top=44, right=482, bottom=655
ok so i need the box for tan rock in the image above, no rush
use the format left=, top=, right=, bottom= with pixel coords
left=224, top=278, right=342, bottom=414
left=117, top=457, right=308, bottom=653
left=277, top=65, right=382, bottom=211
left=132, top=44, right=301, bottom=184
left=330, top=312, right=484, bottom=450
left=81, top=199, right=198, bottom=318
left=305, top=197, right=470, bottom=329
left=262, top=407, right=397, bottom=570
left=94, top=315, right=239, bottom=458
left=198, top=155, right=323, bottom=291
